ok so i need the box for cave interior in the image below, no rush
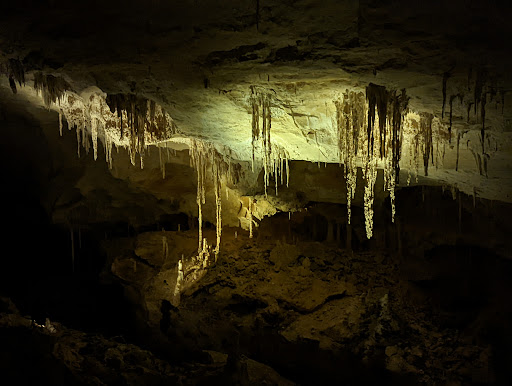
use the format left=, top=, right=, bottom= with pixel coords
left=1, top=1, right=512, bottom=385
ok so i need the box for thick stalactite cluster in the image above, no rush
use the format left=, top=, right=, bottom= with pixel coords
left=53, top=90, right=179, bottom=167
left=168, top=139, right=244, bottom=305
left=33, top=72, right=71, bottom=109
left=335, top=83, right=408, bottom=238
left=335, top=90, right=365, bottom=225
left=189, top=139, right=241, bottom=258
left=250, top=86, right=290, bottom=197
left=444, top=67, right=506, bottom=176
left=250, top=86, right=272, bottom=172
left=105, top=94, right=178, bottom=166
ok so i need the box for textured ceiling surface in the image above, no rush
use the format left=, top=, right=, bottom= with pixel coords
left=1, top=0, right=511, bottom=209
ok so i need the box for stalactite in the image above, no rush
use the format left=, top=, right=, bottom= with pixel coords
left=448, top=95, right=456, bottom=143
left=104, top=131, right=114, bottom=169
left=76, top=123, right=82, bottom=157
left=250, top=86, right=261, bottom=171
left=250, top=86, right=286, bottom=196
left=467, top=102, right=473, bottom=123
left=420, top=113, right=434, bottom=176
left=363, top=141, right=378, bottom=239
left=474, top=68, right=485, bottom=116
left=190, top=143, right=205, bottom=252
left=173, top=259, right=184, bottom=302
left=189, top=139, right=240, bottom=257
left=366, top=83, right=389, bottom=158
left=442, top=70, right=451, bottom=118
left=91, top=118, right=98, bottom=160
left=264, top=145, right=289, bottom=197
left=388, top=89, right=409, bottom=184
left=213, top=152, right=222, bottom=259
left=8, top=75, right=17, bottom=94
left=59, top=111, right=63, bottom=136
left=335, top=90, right=365, bottom=224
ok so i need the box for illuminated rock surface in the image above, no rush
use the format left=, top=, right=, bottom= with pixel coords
left=1, top=1, right=512, bottom=385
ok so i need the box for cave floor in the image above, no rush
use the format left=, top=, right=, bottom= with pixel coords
left=2, top=224, right=503, bottom=385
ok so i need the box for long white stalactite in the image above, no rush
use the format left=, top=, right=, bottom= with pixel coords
left=189, top=139, right=238, bottom=261
left=335, top=86, right=408, bottom=239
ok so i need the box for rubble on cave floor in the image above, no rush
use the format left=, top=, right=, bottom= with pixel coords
left=106, top=229, right=495, bottom=385
left=0, top=296, right=294, bottom=386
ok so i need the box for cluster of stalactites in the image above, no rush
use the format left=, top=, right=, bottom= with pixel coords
left=404, top=112, right=435, bottom=184
left=189, top=140, right=239, bottom=259
left=366, top=84, right=408, bottom=232
left=55, top=91, right=178, bottom=169
left=59, top=93, right=91, bottom=160
left=249, top=87, right=290, bottom=197
left=33, top=72, right=71, bottom=109
left=250, top=87, right=272, bottom=172
left=157, top=143, right=177, bottom=179
left=335, top=85, right=408, bottom=238
left=105, top=94, right=178, bottom=167
left=444, top=68, right=505, bottom=152
left=263, top=144, right=290, bottom=197
left=335, top=90, right=365, bottom=225
left=1, top=58, right=25, bottom=94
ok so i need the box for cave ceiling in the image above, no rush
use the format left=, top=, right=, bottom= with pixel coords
left=1, top=0, right=511, bottom=237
